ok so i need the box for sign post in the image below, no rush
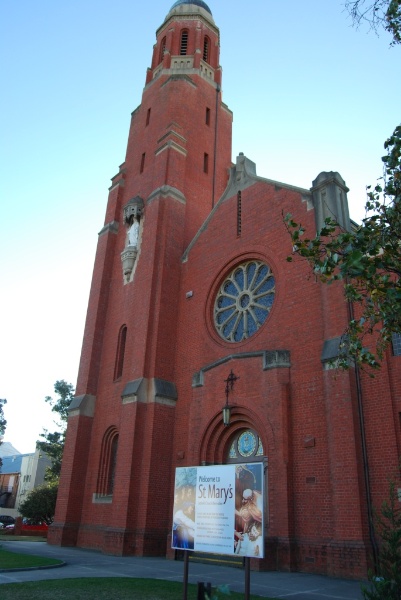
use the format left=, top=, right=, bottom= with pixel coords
left=183, top=550, right=189, bottom=600
left=172, top=463, right=264, bottom=599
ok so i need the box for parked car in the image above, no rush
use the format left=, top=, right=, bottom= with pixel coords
left=21, top=518, right=49, bottom=532
left=0, top=515, right=15, bottom=527
left=22, top=518, right=47, bottom=526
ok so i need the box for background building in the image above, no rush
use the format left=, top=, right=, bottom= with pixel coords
left=0, top=440, right=21, bottom=458
left=0, top=449, right=51, bottom=518
left=0, top=454, right=20, bottom=514
left=49, top=0, right=401, bottom=579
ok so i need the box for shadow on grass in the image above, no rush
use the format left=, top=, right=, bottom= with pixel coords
left=0, top=535, right=47, bottom=542
left=0, top=577, right=277, bottom=599
left=0, top=548, right=62, bottom=569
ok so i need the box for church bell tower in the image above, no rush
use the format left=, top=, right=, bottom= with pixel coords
left=49, top=0, right=233, bottom=555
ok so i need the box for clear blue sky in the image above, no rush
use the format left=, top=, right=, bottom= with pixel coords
left=1, top=0, right=400, bottom=453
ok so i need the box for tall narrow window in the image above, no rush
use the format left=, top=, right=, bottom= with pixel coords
left=108, top=435, right=118, bottom=495
left=392, top=333, right=401, bottom=356
left=96, top=427, right=119, bottom=497
left=146, top=108, right=151, bottom=126
left=206, top=107, right=210, bottom=126
left=237, top=191, right=242, bottom=237
left=114, top=325, right=127, bottom=380
left=203, top=36, right=210, bottom=62
left=180, top=30, right=189, bottom=55
left=140, top=152, right=146, bottom=173
left=159, top=36, right=166, bottom=63
left=203, top=152, right=209, bottom=174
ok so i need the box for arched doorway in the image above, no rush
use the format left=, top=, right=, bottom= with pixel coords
left=188, top=423, right=268, bottom=567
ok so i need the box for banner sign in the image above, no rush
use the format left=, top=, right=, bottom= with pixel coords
left=172, top=463, right=264, bottom=558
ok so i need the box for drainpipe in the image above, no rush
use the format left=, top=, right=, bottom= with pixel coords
left=347, top=298, right=379, bottom=569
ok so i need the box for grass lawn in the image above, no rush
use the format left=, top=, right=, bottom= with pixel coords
left=0, top=577, right=274, bottom=599
left=0, top=547, right=279, bottom=598
left=0, top=547, right=62, bottom=569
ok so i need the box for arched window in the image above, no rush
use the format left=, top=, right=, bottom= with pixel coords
left=226, top=429, right=264, bottom=463
left=96, top=427, right=119, bottom=497
left=159, top=36, right=166, bottom=63
left=214, top=261, right=275, bottom=343
left=114, top=325, right=127, bottom=380
left=203, top=36, right=210, bottom=62
left=180, top=29, right=189, bottom=55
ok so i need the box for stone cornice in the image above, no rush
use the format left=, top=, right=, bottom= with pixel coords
left=193, top=350, right=291, bottom=387
left=155, top=139, right=187, bottom=157
left=98, top=221, right=119, bottom=237
left=157, top=9, right=218, bottom=40
left=121, top=377, right=178, bottom=406
left=68, top=394, right=96, bottom=418
left=147, top=185, right=186, bottom=205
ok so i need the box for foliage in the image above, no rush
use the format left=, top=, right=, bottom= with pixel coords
left=345, top=0, right=401, bottom=45
left=285, top=125, right=401, bottom=370
left=0, top=398, right=7, bottom=469
left=205, top=583, right=231, bottom=600
left=361, top=479, right=401, bottom=599
left=0, top=399, right=6, bottom=437
left=37, top=380, right=74, bottom=482
left=19, top=481, right=58, bottom=525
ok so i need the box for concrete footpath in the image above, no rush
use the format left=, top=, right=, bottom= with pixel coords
left=0, top=540, right=365, bottom=599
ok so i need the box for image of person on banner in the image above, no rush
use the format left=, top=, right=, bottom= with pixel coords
left=234, top=464, right=257, bottom=533
left=173, top=500, right=195, bottom=549
left=172, top=467, right=197, bottom=550
left=172, top=480, right=196, bottom=549
left=234, top=464, right=263, bottom=557
left=234, top=488, right=263, bottom=556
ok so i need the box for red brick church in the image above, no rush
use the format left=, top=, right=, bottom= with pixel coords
left=49, top=0, right=401, bottom=579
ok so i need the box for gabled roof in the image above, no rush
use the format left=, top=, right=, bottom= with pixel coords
left=0, top=441, right=21, bottom=458
left=0, top=454, right=24, bottom=474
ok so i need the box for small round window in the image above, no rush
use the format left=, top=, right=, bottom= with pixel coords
left=214, top=260, right=275, bottom=343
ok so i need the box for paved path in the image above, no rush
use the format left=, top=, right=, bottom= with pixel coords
left=0, top=540, right=365, bottom=599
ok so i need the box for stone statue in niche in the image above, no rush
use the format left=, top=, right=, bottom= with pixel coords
left=121, top=196, right=144, bottom=284
left=127, top=215, right=140, bottom=248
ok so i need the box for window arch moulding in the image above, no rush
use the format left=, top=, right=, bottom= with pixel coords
left=114, top=325, right=127, bottom=381
left=93, top=427, right=119, bottom=503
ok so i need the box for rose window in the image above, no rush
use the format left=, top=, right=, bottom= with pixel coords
left=214, top=260, right=275, bottom=342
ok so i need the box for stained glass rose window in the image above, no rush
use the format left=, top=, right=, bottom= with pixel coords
left=214, top=261, right=275, bottom=342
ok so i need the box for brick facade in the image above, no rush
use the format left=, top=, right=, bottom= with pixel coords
left=48, top=1, right=401, bottom=579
